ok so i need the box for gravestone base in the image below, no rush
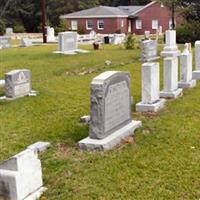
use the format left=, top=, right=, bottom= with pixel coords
left=161, top=50, right=180, bottom=57
left=140, top=56, right=160, bottom=62
left=53, top=49, right=89, bottom=55
left=192, top=71, right=200, bottom=80
left=24, top=187, right=47, bottom=200
left=79, top=120, right=141, bottom=151
left=160, top=88, right=183, bottom=99
left=136, top=98, right=166, bottom=112
left=178, top=79, right=197, bottom=89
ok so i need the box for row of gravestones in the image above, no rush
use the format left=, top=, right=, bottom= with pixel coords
left=1, top=29, right=200, bottom=199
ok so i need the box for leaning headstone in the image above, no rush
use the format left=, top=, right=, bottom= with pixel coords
left=192, top=41, right=200, bottom=80
left=5, top=69, right=32, bottom=99
left=0, top=36, right=11, bottom=49
left=47, top=26, right=55, bottom=42
left=161, top=30, right=180, bottom=57
left=79, top=71, right=142, bottom=151
left=21, top=38, right=33, bottom=47
left=160, top=57, right=183, bottom=99
left=0, top=149, right=46, bottom=200
left=178, top=43, right=196, bottom=88
left=140, top=40, right=160, bottom=61
left=136, top=62, right=166, bottom=112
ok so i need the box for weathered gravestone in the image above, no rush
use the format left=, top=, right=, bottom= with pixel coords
left=0, top=36, right=11, bottom=49
left=5, top=28, right=13, bottom=36
left=47, top=26, right=55, bottom=42
left=0, top=149, right=46, bottom=200
left=113, top=34, right=126, bottom=45
left=178, top=43, right=196, bottom=88
left=5, top=69, right=31, bottom=99
left=21, top=38, right=33, bottom=47
left=160, top=57, right=183, bottom=99
left=79, top=71, right=142, bottom=151
left=192, top=41, right=200, bottom=80
left=53, top=31, right=89, bottom=55
left=136, top=62, right=166, bottom=112
left=140, top=40, right=160, bottom=61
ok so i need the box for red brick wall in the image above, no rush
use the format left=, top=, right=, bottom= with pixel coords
left=66, top=18, right=128, bottom=34
left=131, top=2, right=173, bottom=35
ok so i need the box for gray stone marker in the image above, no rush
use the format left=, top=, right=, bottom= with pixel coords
left=136, top=62, right=166, bottom=112
left=0, top=149, right=46, bottom=200
left=192, top=41, right=200, bottom=80
left=5, top=69, right=32, bottom=99
left=79, top=71, right=142, bottom=151
left=161, top=30, right=180, bottom=57
left=5, top=27, right=13, bottom=36
left=47, top=26, right=55, bottom=42
left=140, top=40, right=160, bottom=62
left=53, top=31, right=89, bottom=55
left=160, top=57, right=183, bottom=99
left=179, top=43, right=196, bottom=88
left=0, top=36, right=11, bottom=49
left=21, top=38, right=33, bottom=47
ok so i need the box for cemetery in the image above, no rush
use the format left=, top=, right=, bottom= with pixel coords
left=1, top=0, right=200, bottom=199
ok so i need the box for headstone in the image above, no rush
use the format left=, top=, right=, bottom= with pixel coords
left=0, top=149, right=46, bottom=200
left=144, top=31, right=150, bottom=39
left=5, top=69, right=31, bottom=99
left=21, top=38, right=33, bottom=47
left=136, top=62, right=166, bottom=112
left=5, top=27, right=13, bottom=36
left=113, top=34, right=126, bottom=45
left=140, top=40, right=160, bottom=61
left=178, top=43, right=196, bottom=88
left=0, top=36, right=11, bottom=49
left=79, top=71, right=142, bottom=151
left=53, top=31, right=89, bottom=55
left=160, top=57, right=183, bottom=99
left=161, top=30, right=180, bottom=57
left=47, top=26, right=55, bottom=42
left=192, top=41, right=200, bottom=80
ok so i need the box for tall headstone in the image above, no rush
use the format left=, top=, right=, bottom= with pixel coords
left=178, top=43, right=196, bottom=88
left=136, top=62, right=166, bottom=112
left=161, top=30, right=180, bottom=57
left=192, top=41, right=200, bottom=80
left=0, top=36, right=11, bottom=49
left=5, top=28, right=13, bottom=36
left=0, top=149, right=46, bottom=200
left=140, top=40, right=160, bottom=61
left=79, top=71, right=142, bottom=151
left=5, top=69, right=31, bottom=99
left=47, top=26, right=55, bottom=42
left=160, top=57, right=183, bottom=98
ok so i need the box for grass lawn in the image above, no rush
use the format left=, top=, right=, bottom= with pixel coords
left=0, top=43, right=200, bottom=200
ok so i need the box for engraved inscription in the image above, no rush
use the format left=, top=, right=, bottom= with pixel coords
left=105, top=81, right=130, bottom=132
left=14, top=83, right=30, bottom=96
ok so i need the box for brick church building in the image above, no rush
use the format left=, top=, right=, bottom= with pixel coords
left=61, top=1, right=181, bottom=35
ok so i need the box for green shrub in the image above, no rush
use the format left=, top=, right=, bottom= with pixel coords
left=176, top=21, right=200, bottom=45
left=78, top=25, right=85, bottom=34
left=0, top=20, right=5, bottom=34
left=14, top=24, right=25, bottom=33
left=55, top=19, right=68, bottom=34
left=124, top=34, right=136, bottom=49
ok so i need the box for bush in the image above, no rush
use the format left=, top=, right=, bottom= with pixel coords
left=14, top=24, right=25, bottom=33
left=176, top=21, right=200, bottom=45
left=55, top=19, right=68, bottom=34
left=0, top=20, right=5, bottom=34
left=124, top=34, right=136, bottom=49
left=78, top=25, right=85, bottom=34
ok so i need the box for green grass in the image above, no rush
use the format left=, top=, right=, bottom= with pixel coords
left=1, top=43, right=200, bottom=200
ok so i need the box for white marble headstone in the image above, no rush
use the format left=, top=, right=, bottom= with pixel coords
left=0, top=36, right=11, bottom=49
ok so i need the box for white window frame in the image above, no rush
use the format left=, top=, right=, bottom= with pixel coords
left=136, top=20, right=142, bottom=30
left=71, top=20, right=78, bottom=30
left=121, top=19, right=124, bottom=28
left=152, top=20, right=159, bottom=30
left=97, top=20, right=104, bottom=30
left=86, top=20, right=93, bottom=30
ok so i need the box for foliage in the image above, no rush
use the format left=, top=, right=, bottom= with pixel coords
left=176, top=21, right=200, bottom=45
left=14, top=24, right=26, bottom=33
left=55, top=19, right=68, bottom=34
left=0, top=20, right=5, bottom=34
left=124, top=33, right=136, bottom=49
left=78, top=25, right=86, bottom=34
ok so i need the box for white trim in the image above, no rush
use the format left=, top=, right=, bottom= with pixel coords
left=136, top=19, right=142, bottom=29
left=97, top=20, right=104, bottom=30
left=61, top=15, right=128, bottom=19
left=86, top=20, right=93, bottom=30
left=71, top=20, right=78, bottom=30
left=130, top=1, right=157, bottom=16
